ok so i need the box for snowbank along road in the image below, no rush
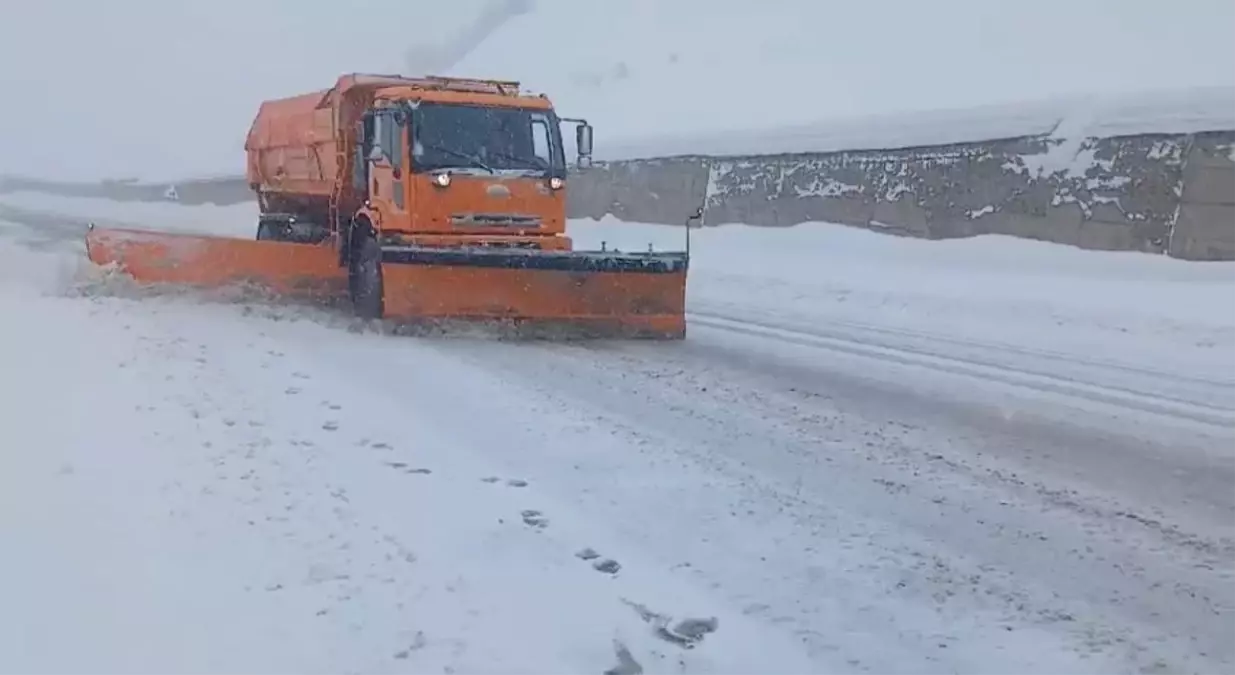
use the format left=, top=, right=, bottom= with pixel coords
left=1, top=196, right=1233, bottom=674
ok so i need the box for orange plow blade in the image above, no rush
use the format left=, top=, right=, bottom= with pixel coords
left=379, top=246, right=689, bottom=339
left=84, top=226, right=346, bottom=304
left=83, top=227, right=689, bottom=339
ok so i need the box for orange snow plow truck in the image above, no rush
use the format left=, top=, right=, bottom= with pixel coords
left=85, top=73, right=689, bottom=338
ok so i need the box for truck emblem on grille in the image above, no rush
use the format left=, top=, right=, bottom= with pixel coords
left=486, top=183, right=512, bottom=198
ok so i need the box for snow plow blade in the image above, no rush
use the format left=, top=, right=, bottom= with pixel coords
left=378, top=245, right=689, bottom=339
left=84, top=227, right=689, bottom=339
left=84, top=227, right=346, bottom=303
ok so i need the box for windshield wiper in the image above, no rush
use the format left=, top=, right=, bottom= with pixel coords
left=485, top=150, right=549, bottom=172
left=422, top=142, right=495, bottom=174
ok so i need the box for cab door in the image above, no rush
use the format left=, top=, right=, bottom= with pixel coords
left=366, top=109, right=409, bottom=229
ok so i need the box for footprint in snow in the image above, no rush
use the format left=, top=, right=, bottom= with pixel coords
left=604, top=639, right=643, bottom=675
left=481, top=476, right=528, bottom=487
left=592, top=558, right=622, bottom=574
left=385, top=461, right=432, bottom=475
left=521, top=509, right=549, bottom=529
left=393, top=631, right=427, bottom=659
left=576, top=547, right=620, bottom=574
left=622, top=599, right=719, bottom=649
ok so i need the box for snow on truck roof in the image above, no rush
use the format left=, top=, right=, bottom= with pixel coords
left=252, top=74, right=544, bottom=114
left=318, top=73, right=548, bottom=108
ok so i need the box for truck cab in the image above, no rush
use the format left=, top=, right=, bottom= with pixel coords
left=355, top=84, right=593, bottom=250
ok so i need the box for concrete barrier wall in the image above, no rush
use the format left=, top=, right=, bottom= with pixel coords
left=4, top=130, right=1233, bottom=260
left=567, top=130, right=1235, bottom=260
left=1172, top=134, right=1235, bottom=260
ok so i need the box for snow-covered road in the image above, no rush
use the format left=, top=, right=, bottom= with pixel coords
left=1, top=197, right=1232, bottom=674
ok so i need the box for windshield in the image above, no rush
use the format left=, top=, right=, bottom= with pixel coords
left=410, top=102, right=565, bottom=177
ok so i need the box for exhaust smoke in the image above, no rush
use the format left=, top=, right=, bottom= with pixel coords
left=401, top=0, right=535, bottom=76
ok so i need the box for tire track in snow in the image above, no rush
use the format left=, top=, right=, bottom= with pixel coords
left=687, top=311, right=1235, bottom=430
left=677, top=309, right=1235, bottom=548
left=691, top=304, right=1234, bottom=389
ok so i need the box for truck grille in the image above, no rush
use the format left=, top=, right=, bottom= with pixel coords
left=451, top=213, right=543, bottom=228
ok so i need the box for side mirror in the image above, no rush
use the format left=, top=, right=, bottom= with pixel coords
left=576, top=122, right=594, bottom=167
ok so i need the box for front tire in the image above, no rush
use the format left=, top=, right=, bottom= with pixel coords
left=349, top=231, right=384, bottom=320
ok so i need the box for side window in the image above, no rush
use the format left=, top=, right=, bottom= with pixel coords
left=367, top=111, right=403, bottom=170
left=370, top=114, right=388, bottom=163
left=385, top=113, right=403, bottom=171
left=353, top=140, right=365, bottom=189
left=530, top=117, right=551, bottom=164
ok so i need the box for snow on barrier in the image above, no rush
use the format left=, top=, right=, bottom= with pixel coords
left=3, top=88, right=1233, bottom=260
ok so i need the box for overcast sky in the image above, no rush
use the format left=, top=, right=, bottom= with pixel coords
left=1, top=0, right=1231, bottom=181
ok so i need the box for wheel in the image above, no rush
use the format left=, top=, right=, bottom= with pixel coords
left=349, top=231, right=384, bottom=320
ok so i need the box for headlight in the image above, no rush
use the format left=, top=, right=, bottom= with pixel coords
left=434, top=172, right=452, bottom=187
left=548, top=176, right=564, bottom=190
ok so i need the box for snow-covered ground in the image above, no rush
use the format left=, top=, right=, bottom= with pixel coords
left=1, top=246, right=823, bottom=674
left=0, top=193, right=258, bottom=239
left=2, top=192, right=1234, bottom=673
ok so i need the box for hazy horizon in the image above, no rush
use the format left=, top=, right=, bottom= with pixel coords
left=2, top=0, right=1232, bottom=181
